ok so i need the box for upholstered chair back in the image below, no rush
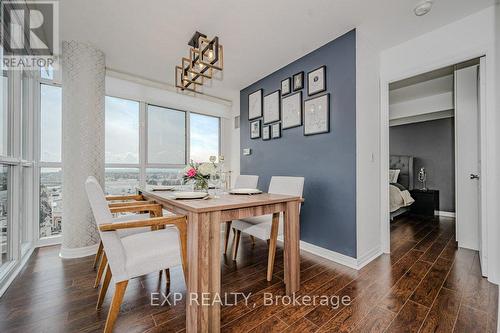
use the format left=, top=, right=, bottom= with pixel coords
left=85, top=176, right=128, bottom=281
left=234, top=175, right=259, bottom=189
left=268, top=176, right=304, bottom=196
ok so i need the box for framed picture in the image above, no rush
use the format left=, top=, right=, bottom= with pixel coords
left=304, top=93, right=330, bottom=136
left=282, top=91, right=302, bottom=129
left=281, top=78, right=291, bottom=95
left=293, top=72, right=304, bottom=91
left=307, top=66, right=326, bottom=96
left=271, top=123, right=281, bottom=139
left=250, top=119, right=261, bottom=139
left=262, top=126, right=271, bottom=140
left=248, top=89, right=263, bottom=120
left=263, top=90, right=281, bottom=124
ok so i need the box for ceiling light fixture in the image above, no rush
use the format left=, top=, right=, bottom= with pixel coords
left=175, top=31, right=224, bottom=94
left=414, top=0, right=433, bottom=16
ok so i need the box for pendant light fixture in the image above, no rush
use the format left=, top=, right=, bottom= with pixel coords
left=175, top=31, right=224, bottom=93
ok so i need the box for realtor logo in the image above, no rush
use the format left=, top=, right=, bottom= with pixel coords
left=1, top=1, right=59, bottom=70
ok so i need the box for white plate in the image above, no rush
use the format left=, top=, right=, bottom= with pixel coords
left=229, top=188, right=262, bottom=195
left=171, top=191, right=208, bottom=199
left=151, top=186, right=175, bottom=191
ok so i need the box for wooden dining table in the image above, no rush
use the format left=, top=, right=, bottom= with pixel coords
left=137, top=188, right=302, bottom=333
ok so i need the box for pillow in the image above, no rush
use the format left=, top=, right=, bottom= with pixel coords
left=389, top=169, right=401, bottom=183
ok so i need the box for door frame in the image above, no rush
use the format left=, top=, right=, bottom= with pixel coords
left=379, top=49, right=496, bottom=281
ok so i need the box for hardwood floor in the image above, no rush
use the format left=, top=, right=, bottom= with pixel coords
left=0, top=215, right=497, bottom=332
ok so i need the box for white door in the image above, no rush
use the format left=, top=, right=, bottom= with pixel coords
left=454, top=65, right=480, bottom=253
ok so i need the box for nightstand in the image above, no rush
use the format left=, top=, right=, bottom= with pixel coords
left=409, top=189, right=439, bottom=217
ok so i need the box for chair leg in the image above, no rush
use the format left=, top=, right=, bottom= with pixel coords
left=267, top=213, right=280, bottom=282
left=94, top=252, right=108, bottom=288
left=93, top=241, right=103, bottom=270
left=250, top=235, right=256, bottom=245
left=223, top=221, right=232, bottom=255
left=97, top=264, right=112, bottom=309
left=103, top=280, right=128, bottom=333
left=232, top=229, right=241, bottom=261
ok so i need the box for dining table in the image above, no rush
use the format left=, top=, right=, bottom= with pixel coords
left=137, top=187, right=302, bottom=333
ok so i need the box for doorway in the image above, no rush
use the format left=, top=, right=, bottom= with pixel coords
left=381, top=58, right=488, bottom=277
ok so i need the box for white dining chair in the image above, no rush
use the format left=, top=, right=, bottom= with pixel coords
left=93, top=196, right=158, bottom=288
left=223, top=174, right=259, bottom=254
left=233, top=174, right=259, bottom=189
left=85, top=176, right=187, bottom=333
left=230, top=176, right=304, bottom=281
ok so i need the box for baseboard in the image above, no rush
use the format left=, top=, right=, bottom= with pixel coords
left=0, top=247, right=35, bottom=297
left=276, top=236, right=380, bottom=270
left=435, top=211, right=456, bottom=218
left=356, top=246, right=383, bottom=269
left=298, top=240, right=359, bottom=269
left=59, top=243, right=99, bottom=259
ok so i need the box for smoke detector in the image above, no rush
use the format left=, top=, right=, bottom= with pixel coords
left=414, top=0, right=433, bottom=16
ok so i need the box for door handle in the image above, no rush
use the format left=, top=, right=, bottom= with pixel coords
left=470, top=174, right=480, bottom=180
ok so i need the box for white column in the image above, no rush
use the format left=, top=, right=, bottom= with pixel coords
left=60, top=41, right=105, bottom=258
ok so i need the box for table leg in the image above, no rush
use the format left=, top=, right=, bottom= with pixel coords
left=284, top=200, right=300, bottom=294
left=186, top=211, right=221, bottom=333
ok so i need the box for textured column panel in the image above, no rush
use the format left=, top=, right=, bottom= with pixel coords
left=60, top=41, right=105, bottom=258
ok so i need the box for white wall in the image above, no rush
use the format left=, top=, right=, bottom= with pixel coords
left=229, top=93, right=241, bottom=186
left=377, top=6, right=498, bottom=283
left=356, top=27, right=383, bottom=264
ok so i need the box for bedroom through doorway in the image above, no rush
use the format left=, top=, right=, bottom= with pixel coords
left=387, top=57, right=486, bottom=276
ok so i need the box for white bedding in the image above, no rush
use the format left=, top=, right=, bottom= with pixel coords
left=390, top=184, right=415, bottom=213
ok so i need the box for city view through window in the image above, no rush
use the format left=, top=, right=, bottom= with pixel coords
left=39, top=93, right=219, bottom=238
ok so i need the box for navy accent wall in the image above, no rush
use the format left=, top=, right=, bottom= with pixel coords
left=240, top=30, right=357, bottom=257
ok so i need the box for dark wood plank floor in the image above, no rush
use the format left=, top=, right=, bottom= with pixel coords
left=0, top=215, right=497, bottom=332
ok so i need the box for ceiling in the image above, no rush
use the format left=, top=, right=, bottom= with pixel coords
left=59, top=0, right=495, bottom=101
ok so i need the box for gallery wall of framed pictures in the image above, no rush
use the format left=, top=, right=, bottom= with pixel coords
left=248, top=65, right=330, bottom=141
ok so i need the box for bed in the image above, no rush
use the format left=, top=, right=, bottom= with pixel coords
left=390, top=155, right=415, bottom=220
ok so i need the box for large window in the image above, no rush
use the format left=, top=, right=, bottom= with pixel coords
left=0, top=165, right=9, bottom=267
left=39, top=168, right=62, bottom=238
left=104, top=98, right=220, bottom=191
left=105, top=97, right=140, bottom=164
left=39, top=83, right=62, bottom=238
left=1, top=73, right=9, bottom=156
left=189, top=113, right=220, bottom=163
left=147, top=105, right=185, bottom=165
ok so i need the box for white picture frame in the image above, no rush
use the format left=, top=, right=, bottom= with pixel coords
left=271, top=123, right=281, bottom=139
left=282, top=91, right=302, bottom=129
left=304, top=93, right=330, bottom=136
left=262, top=126, right=270, bottom=140
left=250, top=119, right=261, bottom=139
left=248, top=89, right=263, bottom=120
left=307, top=65, right=326, bottom=96
left=281, top=78, right=291, bottom=95
left=263, top=90, right=281, bottom=124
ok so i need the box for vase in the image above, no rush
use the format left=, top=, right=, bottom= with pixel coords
left=192, top=178, right=209, bottom=192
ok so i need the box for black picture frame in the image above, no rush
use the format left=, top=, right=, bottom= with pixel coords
left=293, top=71, right=304, bottom=91
left=263, top=90, right=281, bottom=124
left=281, top=77, right=291, bottom=95
left=248, top=89, right=263, bottom=120
left=303, top=93, right=330, bottom=136
left=307, top=65, right=326, bottom=96
left=282, top=91, right=302, bottom=130
left=271, top=123, right=282, bottom=139
left=262, top=125, right=271, bottom=141
left=250, top=119, right=261, bottom=139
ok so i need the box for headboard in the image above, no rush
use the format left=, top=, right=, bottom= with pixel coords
left=390, top=155, right=414, bottom=190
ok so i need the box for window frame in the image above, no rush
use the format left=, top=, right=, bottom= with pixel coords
left=105, top=97, right=221, bottom=189
left=36, top=76, right=63, bottom=244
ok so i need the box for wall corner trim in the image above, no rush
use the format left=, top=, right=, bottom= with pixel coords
left=278, top=236, right=381, bottom=270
